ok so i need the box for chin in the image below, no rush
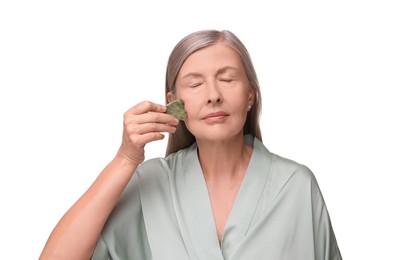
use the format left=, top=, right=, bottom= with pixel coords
left=192, top=127, right=244, bottom=142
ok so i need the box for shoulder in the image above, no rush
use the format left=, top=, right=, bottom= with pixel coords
left=251, top=136, right=318, bottom=191
left=271, top=153, right=315, bottom=182
left=266, top=151, right=323, bottom=202
left=253, top=136, right=314, bottom=182
left=136, top=144, right=193, bottom=179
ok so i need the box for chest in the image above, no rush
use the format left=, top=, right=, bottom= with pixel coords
left=206, top=184, right=241, bottom=243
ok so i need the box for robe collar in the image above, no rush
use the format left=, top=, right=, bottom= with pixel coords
left=176, top=135, right=272, bottom=259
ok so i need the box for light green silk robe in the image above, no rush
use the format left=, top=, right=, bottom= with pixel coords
left=92, top=135, right=342, bottom=259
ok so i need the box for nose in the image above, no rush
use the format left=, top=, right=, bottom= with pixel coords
left=206, top=81, right=223, bottom=104
left=207, top=96, right=222, bottom=104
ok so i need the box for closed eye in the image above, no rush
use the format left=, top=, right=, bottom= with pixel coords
left=189, top=82, right=203, bottom=88
left=219, top=78, right=234, bottom=83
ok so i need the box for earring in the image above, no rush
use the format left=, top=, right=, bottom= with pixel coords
left=247, top=103, right=252, bottom=111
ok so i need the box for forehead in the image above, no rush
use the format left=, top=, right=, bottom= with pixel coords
left=178, top=43, right=244, bottom=76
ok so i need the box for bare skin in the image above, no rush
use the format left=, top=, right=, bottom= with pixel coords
left=39, top=101, right=178, bottom=260
left=197, top=136, right=252, bottom=243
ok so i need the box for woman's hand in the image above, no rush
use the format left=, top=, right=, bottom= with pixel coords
left=116, top=101, right=179, bottom=166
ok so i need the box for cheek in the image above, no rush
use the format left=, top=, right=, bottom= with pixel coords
left=181, top=98, right=198, bottom=120
left=177, top=93, right=199, bottom=113
left=235, top=94, right=250, bottom=111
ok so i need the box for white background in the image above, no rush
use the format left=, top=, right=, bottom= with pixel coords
left=1, top=1, right=408, bottom=259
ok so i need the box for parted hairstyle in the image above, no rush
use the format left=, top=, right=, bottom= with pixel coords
left=165, top=29, right=262, bottom=156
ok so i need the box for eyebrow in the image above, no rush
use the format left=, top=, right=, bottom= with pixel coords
left=180, top=66, right=240, bottom=80
left=216, top=66, right=239, bottom=75
left=180, top=72, right=202, bottom=80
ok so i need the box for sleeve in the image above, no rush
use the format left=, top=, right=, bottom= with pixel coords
left=310, top=174, right=343, bottom=260
left=91, top=238, right=111, bottom=260
left=91, top=172, right=151, bottom=260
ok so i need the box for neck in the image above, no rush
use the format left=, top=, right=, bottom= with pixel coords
left=196, top=134, right=252, bottom=182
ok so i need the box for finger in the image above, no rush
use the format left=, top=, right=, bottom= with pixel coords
left=127, top=122, right=177, bottom=135
left=129, top=111, right=179, bottom=126
left=128, top=132, right=166, bottom=147
left=125, top=101, right=167, bottom=116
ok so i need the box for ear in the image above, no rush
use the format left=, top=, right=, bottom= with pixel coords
left=167, top=91, right=176, bottom=103
left=248, top=88, right=255, bottom=105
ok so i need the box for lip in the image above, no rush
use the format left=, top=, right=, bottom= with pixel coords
left=202, top=111, right=229, bottom=122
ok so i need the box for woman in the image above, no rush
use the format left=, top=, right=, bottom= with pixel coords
left=40, top=30, right=342, bottom=260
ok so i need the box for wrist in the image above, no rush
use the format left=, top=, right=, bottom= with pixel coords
left=114, top=150, right=142, bottom=169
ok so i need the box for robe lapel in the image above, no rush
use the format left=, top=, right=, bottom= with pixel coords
left=220, top=136, right=272, bottom=259
left=172, top=143, right=225, bottom=260
left=138, top=161, right=190, bottom=260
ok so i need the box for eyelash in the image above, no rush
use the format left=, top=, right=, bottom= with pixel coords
left=188, top=79, right=233, bottom=88
left=189, top=83, right=202, bottom=88
left=219, top=79, right=233, bottom=83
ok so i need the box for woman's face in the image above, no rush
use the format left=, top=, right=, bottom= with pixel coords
left=168, top=43, right=254, bottom=142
